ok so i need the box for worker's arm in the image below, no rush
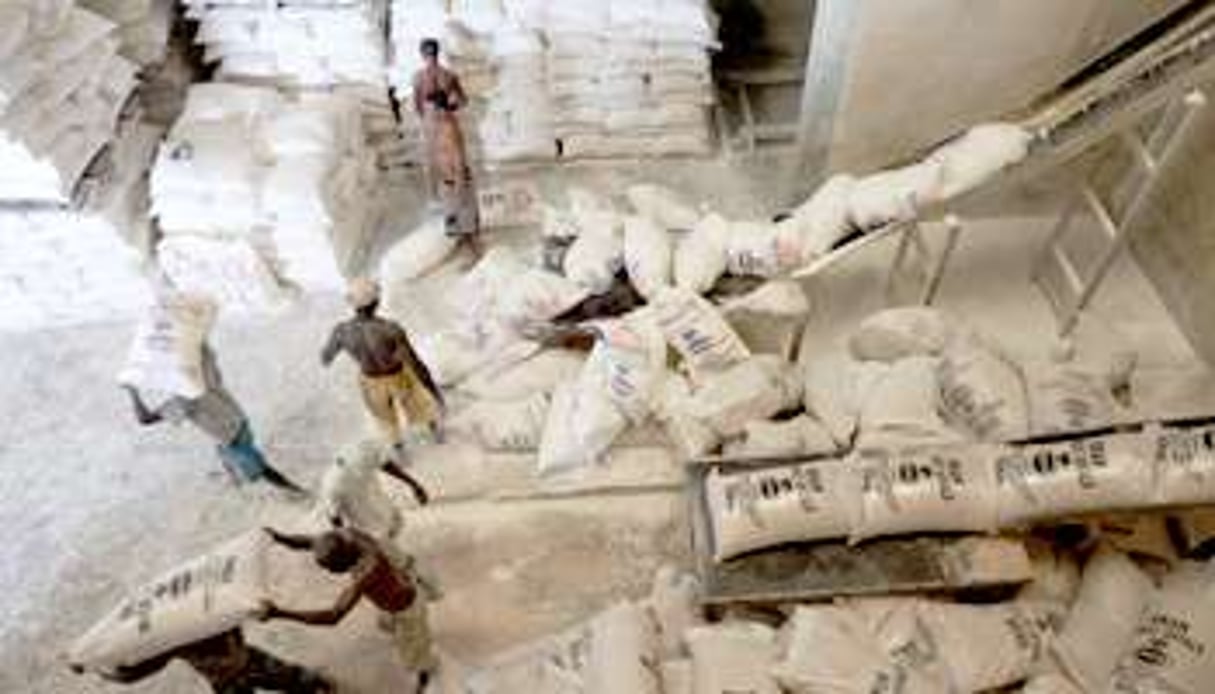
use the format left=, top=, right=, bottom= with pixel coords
left=412, top=74, right=425, bottom=118
left=263, top=527, right=316, bottom=552
left=382, top=461, right=430, bottom=505
left=449, top=73, right=468, bottom=110
left=262, top=557, right=374, bottom=626
left=101, top=654, right=170, bottom=683
left=320, top=325, right=343, bottom=367
left=123, top=385, right=164, bottom=426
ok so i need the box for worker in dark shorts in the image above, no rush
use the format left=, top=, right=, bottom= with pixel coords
left=262, top=527, right=439, bottom=693
left=321, top=278, right=444, bottom=458
left=124, top=344, right=305, bottom=494
left=85, top=627, right=332, bottom=693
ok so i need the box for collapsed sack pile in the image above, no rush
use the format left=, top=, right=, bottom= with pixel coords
left=151, top=84, right=382, bottom=309
left=0, top=1, right=139, bottom=204
left=79, top=0, right=173, bottom=67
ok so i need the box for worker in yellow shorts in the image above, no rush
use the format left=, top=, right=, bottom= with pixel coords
left=322, top=278, right=444, bottom=459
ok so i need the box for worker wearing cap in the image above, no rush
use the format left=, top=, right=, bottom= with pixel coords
left=322, top=278, right=444, bottom=458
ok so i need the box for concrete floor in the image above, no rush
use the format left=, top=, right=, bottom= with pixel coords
left=3, top=155, right=1212, bottom=693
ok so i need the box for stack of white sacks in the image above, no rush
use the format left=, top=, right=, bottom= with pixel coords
left=79, top=0, right=173, bottom=67
left=534, top=0, right=717, bottom=158
left=182, top=0, right=387, bottom=89
left=0, top=1, right=139, bottom=204
left=151, top=83, right=380, bottom=311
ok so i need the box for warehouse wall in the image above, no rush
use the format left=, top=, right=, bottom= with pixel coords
left=1128, top=104, right=1215, bottom=366
left=797, top=0, right=1188, bottom=181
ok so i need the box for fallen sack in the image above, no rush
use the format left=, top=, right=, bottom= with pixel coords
left=1148, top=424, right=1215, bottom=507
left=687, top=357, right=787, bottom=438
left=623, top=214, right=673, bottom=300
left=848, top=306, right=955, bottom=363
left=705, top=461, right=853, bottom=561
left=69, top=532, right=270, bottom=671
left=458, top=349, right=587, bottom=402
left=646, top=566, right=703, bottom=659
left=673, top=213, right=730, bottom=294
left=851, top=444, right=999, bottom=543
left=856, top=356, right=962, bottom=451
left=536, top=377, right=629, bottom=475
left=583, top=308, right=668, bottom=424
left=917, top=599, right=1060, bottom=692
left=719, top=280, right=811, bottom=318
left=1052, top=545, right=1155, bottom=693
left=937, top=338, right=1030, bottom=442
left=723, top=414, right=838, bottom=458
left=725, top=219, right=795, bottom=278
left=1109, top=561, right=1215, bottom=694
left=655, top=371, right=721, bottom=459
left=626, top=183, right=699, bottom=230
left=564, top=224, right=624, bottom=294
left=651, top=287, right=751, bottom=381
left=929, top=122, right=1032, bottom=200
left=773, top=605, right=931, bottom=694
left=585, top=602, right=661, bottom=694
left=994, top=433, right=1154, bottom=527
left=803, top=349, right=890, bottom=447
left=497, top=266, right=591, bottom=329
left=1025, top=363, right=1121, bottom=437
left=686, top=622, right=780, bottom=694
left=460, top=391, right=550, bottom=451
left=379, top=216, right=458, bottom=282
left=117, top=292, right=217, bottom=399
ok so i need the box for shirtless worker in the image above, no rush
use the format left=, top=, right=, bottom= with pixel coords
left=262, top=527, right=438, bottom=692
left=321, top=278, right=444, bottom=459
left=79, top=627, right=332, bottom=693
left=125, top=343, right=306, bottom=495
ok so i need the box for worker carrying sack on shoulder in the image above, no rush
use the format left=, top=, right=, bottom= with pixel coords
left=117, top=291, right=217, bottom=401
left=69, top=531, right=270, bottom=672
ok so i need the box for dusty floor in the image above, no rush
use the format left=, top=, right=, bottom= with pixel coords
left=3, top=154, right=1213, bottom=693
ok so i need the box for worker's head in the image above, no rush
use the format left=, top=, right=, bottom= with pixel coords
left=420, top=38, right=440, bottom=61
left=346, top=277, right=380, bottom=316
left=313, top=531, right=362, bottom=573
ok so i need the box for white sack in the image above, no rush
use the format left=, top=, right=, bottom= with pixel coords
left=725, top=220, right=792, bottom=278
left=937, top=338, right=1030, bottom=442
left=461, top=391, right=550, bottom=451
left=69, top=532, right=270, bottom=670
left=623, top=214, right=672, bottom=299
left=1053, top=546, right=1155, bottom=693
left=803, top=350, right=890, bottom=447
left=536, top=377, right=628, bottom=475
left=705, top=461, right=852, bottom=561
left=847, top=162, right=943, bottom=230
left=379, top=217, right=458, bottom=282
left=784, top=174, right=856, bottom=260
left=655, top=371, right=720, bottom=459
left=773, top=605, right=914, bottom=694
left=851, top=444, right=999, bottom=542
left=857, top=356, right=961, bottom=451
left=627, top=183, right=699, bottom=230
left=117, top=293, right=217, bottom=399
left=687, top=358, right=787, bottom=438
left=918, top=600, right=1058, bottom=692
left=849, top=306, right=954, bottom=363
left=1019, top=543, right=1083, bottom=606
left=585, top=602, right=661, bottom=694
left=674, top=213, right=729, bottom=293
left=994, top=433, right=1154, bottom=527
left=1109, top=562, right=1215, bottom=694
left=497, top=267, right=590, bottom=328
left=651, top=287, right=750, bottom=381
left=1148, top=424, right=1215, bottom=507
left=583, top=308, right=667, bottom=424
left=724, top=415, right=837, bottom=458
left=930, top=122, right=1031, bottom=200
left=1025, top=364, right=1121, bottom=436
left=564, top=225, right=623, bottom=293
left=686, top=622, right=779, bottom=694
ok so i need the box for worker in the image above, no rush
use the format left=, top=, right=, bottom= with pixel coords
left=319, top=439, right=431, bottom=541
left=321, top=278, right=444, bottom=458
left=262, top=527, right=439, bottom=692
left=124, top=345, right=306, bottom=495
left=412, top=37, right=482, bottom=261
left=83, top=627, right=332, bottom=693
